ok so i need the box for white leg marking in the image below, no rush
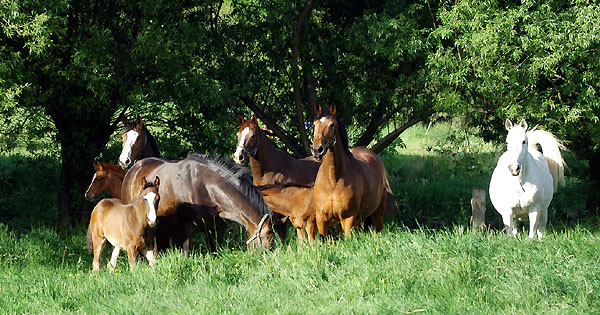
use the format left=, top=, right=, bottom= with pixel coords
left=109, top=247, right=120, bottom=271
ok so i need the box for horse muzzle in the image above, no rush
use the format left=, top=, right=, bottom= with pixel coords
left=84, top=192, right=95, bottom=202
left=508, top=164, right=521, bottom=176
left=233, top=151, right=247, bottom=165
left=311, top=145, right=326, bottom=160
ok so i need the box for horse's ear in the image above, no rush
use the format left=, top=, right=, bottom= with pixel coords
left=122, top=116, right=129, bottom=127
left=505, top=119, right=513, bottom=131
left=142, top=177, right=148, bottom=188
left=315, top=104, right=322, bottom=115
left=93, top=162, right=102, bottom=171
left=237, top=115, right=244, bottom=126
left=519, top=119, right=528, bottom=130
left=330, top=104, right=336, bottom=116
left=136, top=116, right=143, bottom=128
left=154, top=176, right=160, bottom=188
left=251, top=115, right=258, bottom=126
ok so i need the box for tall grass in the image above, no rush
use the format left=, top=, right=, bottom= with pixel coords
left=0, top=223, right=598, bottom=313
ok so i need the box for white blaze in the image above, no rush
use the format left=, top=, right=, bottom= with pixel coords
left=85, top=173, right=97, bottom=195
left=320, top=117, right=327, bottom=123
left=119, top=130, right=139, bottom=166
left=144, top=191, right=157, bottom=225
left=233, top=127, right=250, bottom=163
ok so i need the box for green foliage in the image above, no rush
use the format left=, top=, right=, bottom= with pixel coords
left=0, top=223, right=599, bottom=313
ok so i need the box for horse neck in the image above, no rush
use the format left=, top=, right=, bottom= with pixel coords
left=142, top=129, right=161, bottom=158
left=108, top=169, right=126, bottom=199
left=248, top=130, right=275, bottom=184
left=321, top=127, right=348, bottom=180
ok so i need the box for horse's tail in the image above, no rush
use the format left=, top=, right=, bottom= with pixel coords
left=86, top=221, right=93, bottom=253
left=528, top=129, right=566, bottom=192
left=384, top=175, right=398, bottom=217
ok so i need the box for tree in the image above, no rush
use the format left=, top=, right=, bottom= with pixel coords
left=1, top=0, right=209, bottom=225
left=427, top=0, right=600, bottom=215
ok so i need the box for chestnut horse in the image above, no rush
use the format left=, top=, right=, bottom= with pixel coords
left=311, top=104, right=388, bottom=237
left=118, top=116, right=161, bottom=170
left=121, top=154, right=275, bottom=251
left=234, top=115, right=395, bottom=242
left=85, top=162, right=127, bottom=201
left=259, top=184, right=316, bottom=243
left=86, top=176, right=160, bottom=272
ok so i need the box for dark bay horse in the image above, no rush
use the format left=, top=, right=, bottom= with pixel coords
left=121, top=154, right=275, bottom=251
left=85, top=162, right=127, bottom=201
left=87, top=177, right=160, bottom=272
left=118, top=116, right=161, bottom=170
left=311, top=104, right=388, bottom=237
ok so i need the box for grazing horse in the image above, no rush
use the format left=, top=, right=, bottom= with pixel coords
left=86, top=176, right=160, bottom=272
left=311, top=104, right=388, bottom=237
left=489, top=119, right=566, bottom=239
left=85, top=162, right=127, bottom=201
left=121, top=154, right=275, bottom=251
left=118, top=116, right=161, bottom=170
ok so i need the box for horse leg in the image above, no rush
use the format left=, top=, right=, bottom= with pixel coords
left=92, top=236, right=106, bottom=272
left=108, top=246, right=121, bottom=272
left=528, top=210, right=541, bottom=239
left=316, top=217, right=329, bottom=238
left=142, top=245, right=157, bottom=267
left=183, top=221, right=196, bottom=256
left=306, top=219, right=317, bottom=243
left=126, top=246, right=138, bottom=270
left=501, top=212, right=516, bottom=237
left=538, top=208, right=548, bottom=240
left=341, top=216, right=355, bottom=238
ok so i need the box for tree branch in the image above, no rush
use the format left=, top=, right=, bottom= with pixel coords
left=241, top=96, right=306, bottom=157
left=291, top=0, right=315, bottom=154
left=369, top=113, right=424, bottom=154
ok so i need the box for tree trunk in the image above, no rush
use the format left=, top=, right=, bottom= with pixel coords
left=291, top=0, right=315, bottom=155
left=587, top=149, right=600, bottom=218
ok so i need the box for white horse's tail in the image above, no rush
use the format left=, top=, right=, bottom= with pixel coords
left=527, top=129, right=566, bottom=192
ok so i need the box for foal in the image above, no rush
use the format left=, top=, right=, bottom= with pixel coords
left=87, top=177, right=160, bottom=272
left=85, top=162, right=127, bottom=201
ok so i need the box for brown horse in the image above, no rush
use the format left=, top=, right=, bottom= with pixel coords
left=121, top=154, right=275, bottom=251
left=118, top=116, right=161, bottom=170
left=311, top=104, right=388, bottom=237
left=234, top=115, right=395, bottom=242
left=233, top=115, right=320, bottom=186
left=259, top=184, right=316, bottom=243
left=85, top=162, right=127, bottom=201
left=86, top=176, right=160, bottom=272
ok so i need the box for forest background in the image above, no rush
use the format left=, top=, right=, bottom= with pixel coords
left=1, top=0, right=599, bottom=228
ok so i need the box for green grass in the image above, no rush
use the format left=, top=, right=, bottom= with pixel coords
left=1, top=121, right=598, bottom=313
left=0, top=223, right=599, bottom=313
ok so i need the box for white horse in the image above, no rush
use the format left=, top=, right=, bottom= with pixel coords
left=489, top=119, right=566, bottom=239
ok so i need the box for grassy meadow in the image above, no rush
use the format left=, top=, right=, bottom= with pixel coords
left=0, top=122, right=598, bottom=313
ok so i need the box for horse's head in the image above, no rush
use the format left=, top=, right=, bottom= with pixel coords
left=246, top=213, right=275, bottom=251
left=311, top=104, right=338, bottom=160
left=504, top=118, right=529, bottom=176
left=141, top=176, right=160, bottom=227
left=119, top=116, right=147, bottom=169
left=85, top=162, right=110, bottom=201
left=233, top=115, right=260, bottom=164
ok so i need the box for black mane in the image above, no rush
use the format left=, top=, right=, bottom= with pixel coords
left=185, top=154, right=272, bottom=217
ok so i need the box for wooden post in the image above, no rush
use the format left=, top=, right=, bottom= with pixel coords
left=471, top=189, right=486, bottom=231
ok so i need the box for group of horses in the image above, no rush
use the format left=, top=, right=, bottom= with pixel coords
left=85, top=107, right=567, bottom=272
left=85, top=105, right=395, bottom=271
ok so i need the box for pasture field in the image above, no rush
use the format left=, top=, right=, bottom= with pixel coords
left=0, top=224, right=599, bottom=313
left=0, top=122, right=598, bottom=313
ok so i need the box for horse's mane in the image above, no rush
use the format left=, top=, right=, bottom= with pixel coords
left=316, top=109, right=351, bottom=155
left=185, top=153, right=272, bottom=217
left=124, top=121, right=162, bottom=158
